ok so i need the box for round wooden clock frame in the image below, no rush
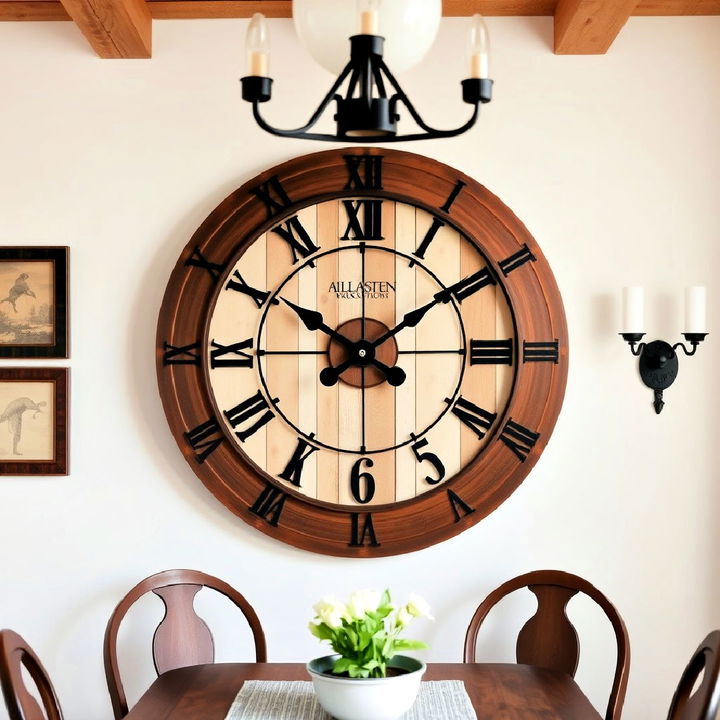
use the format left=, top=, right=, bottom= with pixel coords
left=156, top=148, right=568, bottom=557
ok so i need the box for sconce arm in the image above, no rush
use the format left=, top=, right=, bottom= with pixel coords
left=619, top=333, right=646, bottom=357
left=672, top=332, right=709, bottom=356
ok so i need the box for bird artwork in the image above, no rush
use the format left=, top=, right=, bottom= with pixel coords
left=0, top=398, right=46, bottom=455
left=0, top=273, right=36, bottom=313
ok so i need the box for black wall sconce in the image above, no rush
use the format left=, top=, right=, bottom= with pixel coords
left=620, top=286, right=708, bottom=414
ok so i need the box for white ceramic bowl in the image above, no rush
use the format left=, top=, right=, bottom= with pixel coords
left=307, top=654, right=426, bottom=720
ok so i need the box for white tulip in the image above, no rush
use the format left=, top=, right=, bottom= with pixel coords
left=406, top=593, right=433, bottom=620
left=396, top=606, right=413, bottom=628
left=346, top=589, right=382, bottom=619
left=313, top=596, right=347, bottom=628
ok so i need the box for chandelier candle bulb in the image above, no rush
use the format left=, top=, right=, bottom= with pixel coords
left=685, top=286, right=707, bottom=333
left=246, top=13, right=270, bottom=77
left=358, top=0, right=380, bottom=35
left=622, top=286, right=644, bottom=333
left=467, top=14, right=490, bottom=79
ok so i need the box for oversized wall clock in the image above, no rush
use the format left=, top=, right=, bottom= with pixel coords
left=156, top=149, right=568, bottom=557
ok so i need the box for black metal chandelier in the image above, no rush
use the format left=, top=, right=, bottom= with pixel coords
left=240, top=3, right=493, bottom=143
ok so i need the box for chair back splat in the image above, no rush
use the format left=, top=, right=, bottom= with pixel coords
left=0, top=629, right=64, bottom=720
left=104, top=568, right=267, bottom=719
left=463, top=570, right=630, bottom=720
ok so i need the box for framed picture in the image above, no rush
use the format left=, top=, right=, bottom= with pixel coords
left=0, top=247, right=69, bottom=358
left=0, top=368, right=68, bottom=475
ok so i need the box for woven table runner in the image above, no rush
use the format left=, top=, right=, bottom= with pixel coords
left=225, top=680, right=477, bottom=720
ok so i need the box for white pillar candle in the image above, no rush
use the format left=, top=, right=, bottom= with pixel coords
left=622, top=286, right=644, bottom=333
left=684, top=286, right=707, bottom=333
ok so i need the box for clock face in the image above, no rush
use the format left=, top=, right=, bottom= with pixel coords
left=157, top=149, right=567, bottom=557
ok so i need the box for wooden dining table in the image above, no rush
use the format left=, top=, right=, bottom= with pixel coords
left=123, top=662, right=603, bottom=720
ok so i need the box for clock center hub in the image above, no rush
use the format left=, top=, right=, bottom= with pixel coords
left=328, top=318, right=399, bottom=389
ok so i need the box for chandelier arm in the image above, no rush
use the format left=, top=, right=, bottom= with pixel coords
left=392, top=102, right=480, bottom=140
left=378, top=59, right=481, bottom=137
left=371, top=55, right=388, bottom=99
left=250, top=110, right=482, bottom=141
left=251, top=63, right=354, bottom=138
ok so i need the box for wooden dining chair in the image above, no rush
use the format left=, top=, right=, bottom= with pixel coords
left=0, top=629, right=64, bottom=720
left=463, top=569, right=630, bottom=720
left=666, top=630, right=720, bottom=720
left=104, top=568, right=267, bottom=719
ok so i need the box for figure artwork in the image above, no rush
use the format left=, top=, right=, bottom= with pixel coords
left=0, top=398, right=46, bottom=455
left=0, top=273, right=36, bottom=313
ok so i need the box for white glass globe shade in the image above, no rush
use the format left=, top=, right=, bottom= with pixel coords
left=293, top=0, right=442, bottom=75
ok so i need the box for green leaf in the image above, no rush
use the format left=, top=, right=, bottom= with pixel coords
left=332, top=657, right=353, bottom=674
left=392, top=639, right=428, bottom=651
left=309, top=623, right=335, bottom=641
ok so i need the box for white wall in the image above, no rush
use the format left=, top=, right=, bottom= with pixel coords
left=0, top=14, right=718, bottom=720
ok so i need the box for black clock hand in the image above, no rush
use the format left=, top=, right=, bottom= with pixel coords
left=371, top=298, right=438, bottom=347
left=319, top=358, right=406, bottom=387
left=319, top=359, right=352, bottom=387
left=281, top=298, right=355, bottom=349
left=372, top=360, right=405, bottom=386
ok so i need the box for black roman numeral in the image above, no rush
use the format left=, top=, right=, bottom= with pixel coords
left=278, top=436, right=318, bottom=487
left=413, top=217, right=444, bottom=260
left=344, top=154, right=383, bottom=191
left=470, top=339, right=513, bottom=366
left=500, top=419, right=540, bottom=462
left=210, top=339, right=254, bottom=369
left=341, top=200, right=383, bottom=241
left=163, top=340, right=200, bottom=366
left=449, top=396, right=497, bottom=440
left=412, top=181, right=465, bottom=260
left=440, top=180, right=466, bottom=213
left=523, top=340, right=559, bottom=364
left=447, top=489, right=475, bottom=523
left=250, top=175, right=292, bottom=220
left=271, top=216, right=319, bottom=264
left=224, top=391, right=274, bottom=443
left=185, top=246, right=226, bottom=282
left=225, top=270, right=273, bottom=308
left=498, top=244, right=536, bottom=276
left=249, top=484, right=287, bottom=527
left=436, top=268, right=496, bottom=304
left=349, top=513, right=380, bottom=548
left=184, top=418, right=224, bottom=464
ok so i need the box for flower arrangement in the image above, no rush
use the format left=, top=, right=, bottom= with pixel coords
left=308, top=589, right=433, bottom=678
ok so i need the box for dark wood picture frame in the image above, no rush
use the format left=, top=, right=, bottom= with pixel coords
left=0, top=368, right=68, bottom=475
left=0, top=247, right=69, bottom=359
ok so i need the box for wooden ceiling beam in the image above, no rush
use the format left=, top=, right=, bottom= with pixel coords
left=147, top=0, right=557, bottom=18
left=554, top=0, right=641, bottom=53
left=3, top=0, right=720, bottom=22
left=58, top=0, right=151, bottom=57
left=149, top=0, right=290, bottom=18
left=1, top=0, right=719, bottom=51
left=0, top=1, right=70, bottom=20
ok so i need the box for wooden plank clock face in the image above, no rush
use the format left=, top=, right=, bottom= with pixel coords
left=157, top=149, right=568, bottom=557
